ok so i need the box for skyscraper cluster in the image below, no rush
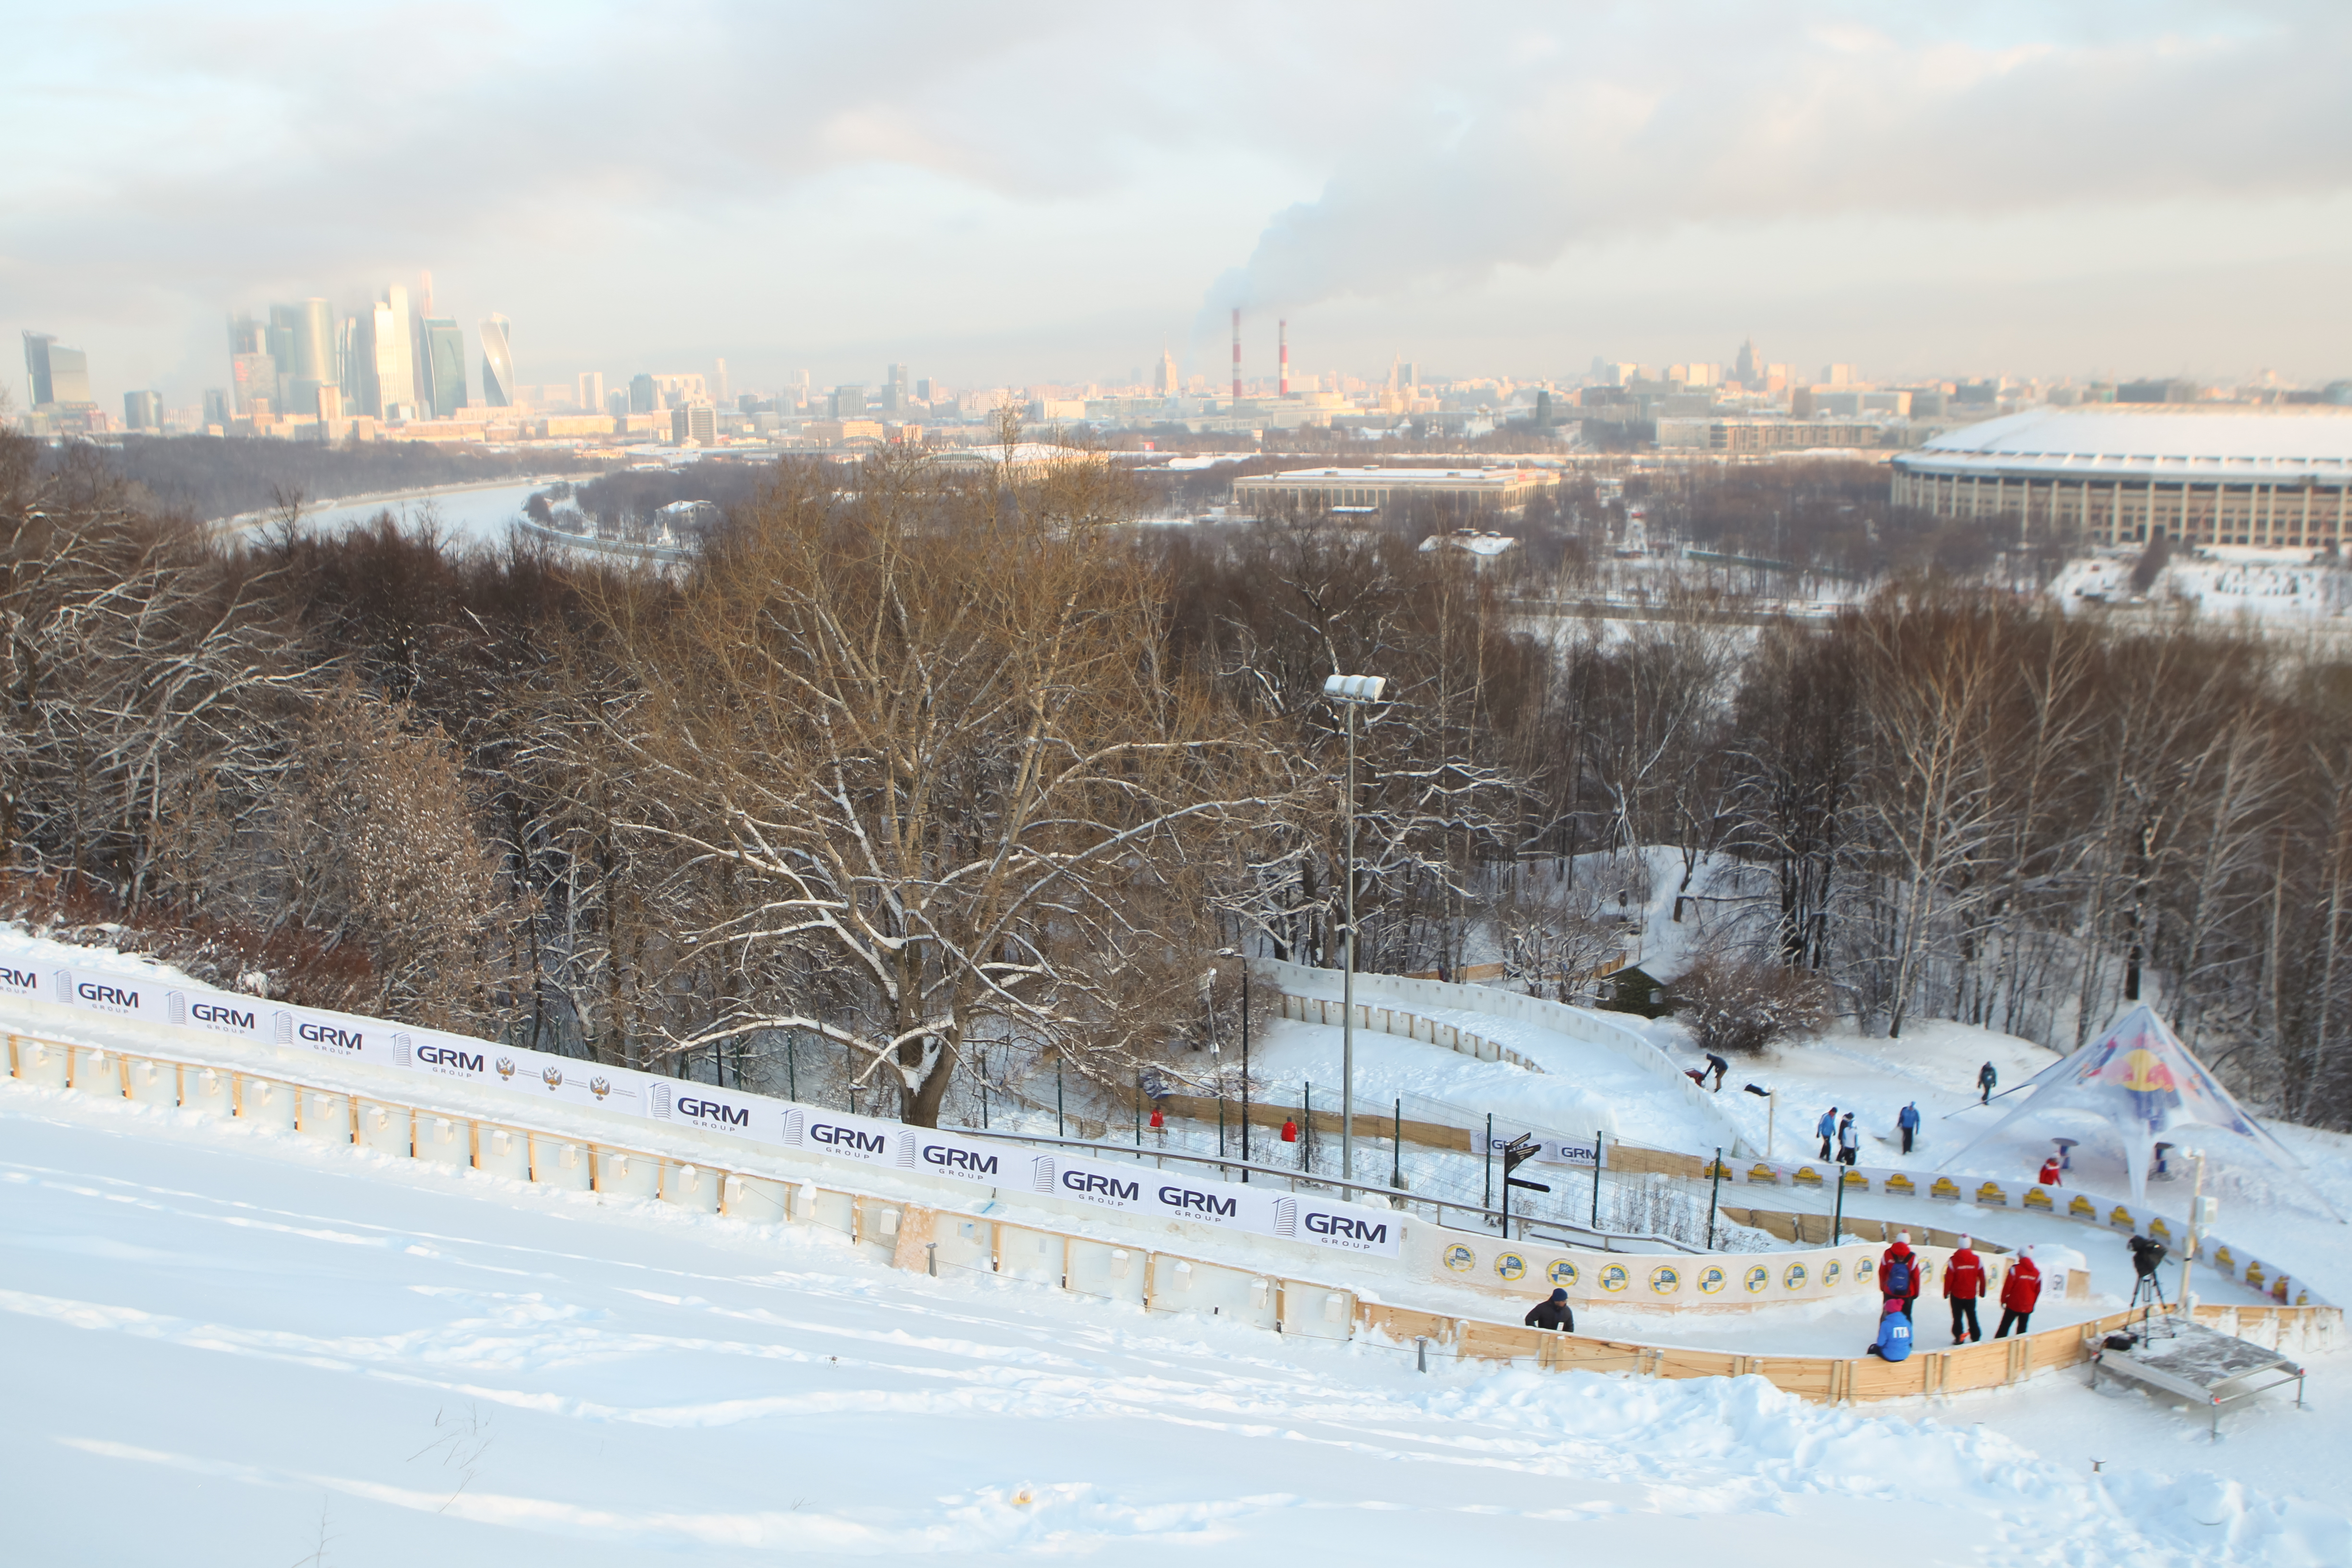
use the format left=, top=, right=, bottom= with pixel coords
left=219, top=279, right=514, bottom=427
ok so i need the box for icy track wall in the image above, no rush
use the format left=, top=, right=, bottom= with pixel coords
left=3, top=933, right=2331, bottom=1317
left=0, top=940, right=1400, bottom=1260
left=1252, top=956, right=1750, bottom=1154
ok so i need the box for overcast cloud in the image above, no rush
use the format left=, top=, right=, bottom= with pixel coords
left=5, top=0, right=2349, bottom=405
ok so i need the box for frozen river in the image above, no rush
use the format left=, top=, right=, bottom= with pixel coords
left=224, top=479, right=549, bottom=550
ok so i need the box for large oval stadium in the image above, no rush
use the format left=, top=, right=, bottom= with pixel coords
left=1891, top=405, right=2352, bottom=549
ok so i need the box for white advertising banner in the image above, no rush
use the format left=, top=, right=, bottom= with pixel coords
left=0, top=938, right=1400, bottom=1258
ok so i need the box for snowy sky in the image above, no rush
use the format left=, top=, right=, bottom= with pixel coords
left=7, top=0, right=2352, bottom=405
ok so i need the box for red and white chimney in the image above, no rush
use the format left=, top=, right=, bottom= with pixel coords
left=1231, top=307, right=1242, bottom=401
left=1278, top=319, right=1289, bottom=397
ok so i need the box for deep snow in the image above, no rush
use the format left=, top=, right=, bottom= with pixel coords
left=4, top=1080, right=2347, bottom=1566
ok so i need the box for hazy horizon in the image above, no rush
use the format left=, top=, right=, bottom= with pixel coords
left=8, top=0, right=2351, bottom=408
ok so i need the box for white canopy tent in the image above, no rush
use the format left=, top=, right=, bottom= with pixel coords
left=1943, top=1004, right=2306, bottom=1203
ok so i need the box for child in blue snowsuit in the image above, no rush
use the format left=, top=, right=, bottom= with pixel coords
left=1866, top=1299, right=1913, bottom=1361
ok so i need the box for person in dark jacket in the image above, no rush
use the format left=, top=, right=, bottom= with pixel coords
left=1977, top=1062, right=1997, bottom=1104
left=1995, top=1248, right=2043, bottom=1338
left=1817, top=1107, right=1838, bottom=1160
left=1703, top=1052, right=1728, bottom=1091
left=1944, top=1235, right=1987, bottom=1344
left=1837, top=1113, right=1861, bottom=1166
left=1524, top=1287, right=1574, bottom=1333
left=1897, top=1102, right=1922, bottom=1154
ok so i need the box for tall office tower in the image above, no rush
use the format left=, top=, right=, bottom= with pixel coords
left=267, top=305, right=300, bottom=406
left=123, top=391, right=162, bottom=429
left=23, top=331, right=58, bottom=406
left=420, top=318, right=468, bottom=416
left=714, top=358, right=731, bottom=406
left=338, top=314, right=361, bottom=405
left=608, top=389, right=627, bottom=418
left=1155, top=347, right=1179, bottom=397
left=283, top=298, right=335, bottom=414
left=202, top=389, right=230, bottom=428
left=831, top=384, right=867, bottom=418
left=1733, top=338, right=1761, bottom=385
left=480, top=315, right=514, bottom=407
left=44, top=344, right=92, bottom=405
left=628, top=372, right=655, bottom=413
left=915, top=377, right=933, bottom=403
left=351, top=284, right=418, bottom=417
left=576, top=371, right=604, bottom=413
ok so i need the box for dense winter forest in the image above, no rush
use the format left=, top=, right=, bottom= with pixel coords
left=8, top=427, right=2352, bottom=1130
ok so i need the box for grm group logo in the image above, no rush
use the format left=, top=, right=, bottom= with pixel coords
left=0, top=964, right=37, bottom=995
left=922, top=1142, right=999, bottom=1178
left=1156, top=1185, right=1238, bottom=1220
left=297, top=1020, right=364, bottom=1053
left=809, top=1121, right=890, bottom=1157
left=186, top=996, right=258, bottom=1035
left=417, top=1042, right=486, bottom=1077
left=678, top=1097, right=749, bottom=1129
left=74, top=978, right=140, bottom=1014
left=1060, top=1170, right=1141, bottom=1204
left=1303, top=1210, right=1389, bottom=1251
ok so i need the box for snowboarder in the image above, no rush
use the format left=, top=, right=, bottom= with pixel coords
left=1879, top=1231, right=1923, bottom=1319
left=1944, top=1235, right=1987, bottom=1344
left=1977, top=1062, right=1997, bottom=1104
left=1866, top=1298, right=1914, bottom=1361
left=1524, top=1287, right=1574, bottom=1333
left=1817, top=1107, right=1839, bottom=1160
left=1995, top=1247, right=2042, bottom=1338
left=1837, top=1113, right=1860, bottom=1167
left=1703, top=1052, right=1728, bottom=1092
left=1897, top=1102, right=1922, bottom=1155
left=2036, top=1155, right=2062, bottom=1187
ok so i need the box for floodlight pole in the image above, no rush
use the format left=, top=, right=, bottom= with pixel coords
left=1323, top=672, right=1384, bottom=1185
left=2179, top=1151, right=2208, bottom=1312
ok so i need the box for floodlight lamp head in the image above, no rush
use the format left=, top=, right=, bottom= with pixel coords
left=1323, top=674, right=1386, bottom=703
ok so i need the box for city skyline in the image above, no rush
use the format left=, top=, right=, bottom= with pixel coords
left=6, top=2, right=2350, bottom=410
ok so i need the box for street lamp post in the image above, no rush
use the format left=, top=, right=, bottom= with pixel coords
left=1323, top=672, right=1385, bottom=1184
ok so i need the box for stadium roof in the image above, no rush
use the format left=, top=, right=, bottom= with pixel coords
left=1894, top=405, right=2352, bottom=485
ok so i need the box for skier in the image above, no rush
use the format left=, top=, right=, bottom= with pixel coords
left=1865, top=1298, right=1914, bottom=1361
left=1837, top=1112, right=1861, bottom=1167
left=1524, top=1287, right=1574, bottom=1333
left=2036, top=1154, right=2063, bottom=1187
left=1897, top=1102, right=1922, bottom=1155
left=1995, top=1247, right=2043, bottom=1338
left=1879, top=1231, right=1923, bottom=1319
left=1944, top=1234, right=1987, bottom=1344
left=1817, top=1106, right=1839, bottom=1160
left=1703, top=1052, right=1729, bottom=1092
left=1977, top=1062, right=1997, bottom=1104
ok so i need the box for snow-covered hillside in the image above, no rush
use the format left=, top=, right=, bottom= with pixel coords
left=5, top=1081, right=2347, bottom=1565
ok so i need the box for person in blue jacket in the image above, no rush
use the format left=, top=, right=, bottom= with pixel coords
left=1866, top=1298, right=1913, bottom=1361
left=1897, top=1102, right=1922, bottom=1155
left=1817, top=1106, right=1839, bottom=1160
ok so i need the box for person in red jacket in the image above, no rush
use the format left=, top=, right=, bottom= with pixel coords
left=1995, top=1246, right=2043, bottom=1338
left=2037, top=1155, right=2062, bottom=1186
left=1944, top=1234, right=1987, bottom=1344
left=1878, top=1231, right=1924, bottom=1320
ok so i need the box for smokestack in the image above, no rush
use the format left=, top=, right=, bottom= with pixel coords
left=1278, top=319, right=1289, bottom=397
left=1231, top=307, right=1242, bottom=401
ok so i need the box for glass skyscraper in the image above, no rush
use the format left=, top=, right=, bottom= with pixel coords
left=480, top=315, right=514, bottom=407
left=421, top=318, right=467, bottom=417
